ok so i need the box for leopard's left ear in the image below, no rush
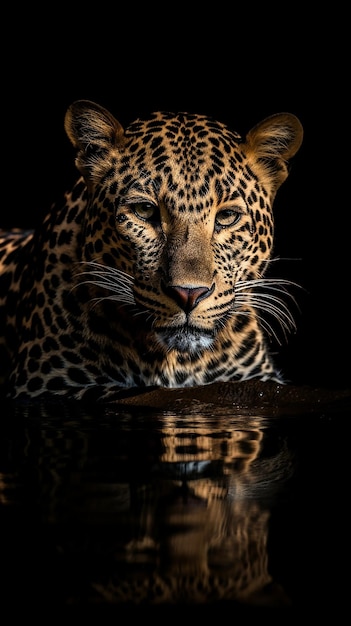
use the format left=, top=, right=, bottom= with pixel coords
left=64, top=100, right=127, bottom=183
left=244, top=113, right=303, bottom=190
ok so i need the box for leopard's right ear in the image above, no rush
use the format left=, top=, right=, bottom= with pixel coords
left=64, top=100, right=127, bottom=183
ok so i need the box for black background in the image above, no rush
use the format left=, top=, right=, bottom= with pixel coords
left=2, top=9, right=349, bottom=390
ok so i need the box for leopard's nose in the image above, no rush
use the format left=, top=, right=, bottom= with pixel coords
left=162, top=282, right=215, bottom=313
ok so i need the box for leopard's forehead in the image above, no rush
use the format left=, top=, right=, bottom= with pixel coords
left=118, top=112, right=247, bottom=212
left=125, top=111, right=243, bottom=151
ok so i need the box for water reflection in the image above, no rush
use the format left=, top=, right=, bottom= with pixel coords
left=0, top=404, right=302, bottom=611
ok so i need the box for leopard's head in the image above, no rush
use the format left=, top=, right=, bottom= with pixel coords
left=64, top=101, right=303, bottom=356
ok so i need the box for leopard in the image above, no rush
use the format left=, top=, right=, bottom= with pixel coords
left=0, top=100, right=303, bottom=403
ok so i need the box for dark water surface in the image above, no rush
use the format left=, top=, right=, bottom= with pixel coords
left=0, top=381, right=350, bottom=619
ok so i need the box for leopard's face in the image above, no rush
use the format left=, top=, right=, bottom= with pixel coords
left=67, top=105, right=299, bottom=357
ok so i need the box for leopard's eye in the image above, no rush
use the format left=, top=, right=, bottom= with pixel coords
left=132, top=202, right=159, bottom=222
left=215, top=208, right=242, bottom=229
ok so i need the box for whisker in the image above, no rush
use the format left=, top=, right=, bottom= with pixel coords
left=236, top=309, right=283, bottom=344
left=235, top=277, right=302, bottom=344
left=73, top=260, right=136, bottom=308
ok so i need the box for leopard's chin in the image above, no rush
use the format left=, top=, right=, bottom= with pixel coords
left=156, top=325, right=214, bottom=355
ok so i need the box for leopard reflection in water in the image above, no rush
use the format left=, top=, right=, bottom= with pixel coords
left=0, top=407, right=295, bottom=607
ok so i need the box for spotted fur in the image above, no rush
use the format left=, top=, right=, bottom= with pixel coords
left=0, top=100, right=303, bottom=402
